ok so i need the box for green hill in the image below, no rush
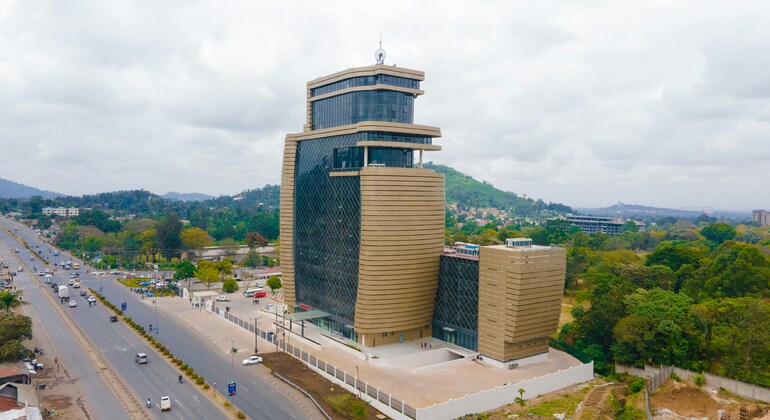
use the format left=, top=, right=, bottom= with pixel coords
left=425, top=162, right=572, bottom=216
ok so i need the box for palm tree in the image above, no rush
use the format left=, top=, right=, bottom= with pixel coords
left=0, top=291, right=22, bottom=314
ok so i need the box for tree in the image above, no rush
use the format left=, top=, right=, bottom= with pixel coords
left=195, top=266, right=219, bottom=291
left=222, top=279, right=239, bottom=293
left=266, top=275, right=282, bottom=290
left=700, top=222, right=736, bottom=244
left=180, top=227, right=212, bottom=256
left=156, top=213, right=182, bottom=259
left=0, top=291, right=21, bottom=314
left=173, top=261, right=196, bottom=281
left=245, top=232, right=268, bottom=249
left=0, top=314, right=33, bottom=342
left=242, top=250, right=262, bottom=268
left=645, top=241, right=709, bottom=272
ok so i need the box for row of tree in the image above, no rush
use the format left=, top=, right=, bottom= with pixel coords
left=556, top=222, right=770, bottom=386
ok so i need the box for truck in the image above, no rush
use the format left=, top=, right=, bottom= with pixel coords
left=160, top=396, right=171, bottom=411
left=58, top=285, right=69, bottom=301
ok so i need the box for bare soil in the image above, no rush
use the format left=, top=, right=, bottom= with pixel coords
left=261, top=352, right=385, bottom=420
left=651, top=379, right=770, bottom=420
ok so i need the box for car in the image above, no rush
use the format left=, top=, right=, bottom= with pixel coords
left=109, top=315, right=118, bottom=322
left=67, top=280, right=75, bottom=286
left=70, top=273, right=76, bottom=278
left=160, top=396, right=171, bottom=411
left=87, top=296, right=96, bottom=303
left=37, top=271, right=44, bottom=276
left=109, top=270, right=119, bottom=275
left=265, top=304, right=275, bottom=312
left=135, top=353, right=148, bottom=364
left=215, top=295, right=230, bottom=302
left=242, top=355, right=263, bottom=365
left=68, top=300, right=77, bottom=308
left=93, top=271, right=104, bottom=275
left=80, top=291, right=87, bottom=297
left=29, top=256, right=34, bottom=261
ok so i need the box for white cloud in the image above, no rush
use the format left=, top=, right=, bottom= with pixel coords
left=0, top=0, right=768, bottom=210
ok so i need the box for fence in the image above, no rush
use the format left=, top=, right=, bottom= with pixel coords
left=212, top=304, right=594, bottom=420
left=616, top=364, right=770, bottom=404
left=211, top=304, right=419, bottom=418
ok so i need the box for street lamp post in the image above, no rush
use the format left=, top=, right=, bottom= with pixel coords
left=254, top=316, right=260, bottom=354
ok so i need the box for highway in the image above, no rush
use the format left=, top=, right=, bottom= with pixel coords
left=1, top=217, right=310, bottom=420
left=0, top=219, right=225, bottom=420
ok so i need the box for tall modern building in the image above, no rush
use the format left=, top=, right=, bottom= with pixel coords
left=281, top=50, right=567, bottom=367
left=280, top=49, right=445, bottom=347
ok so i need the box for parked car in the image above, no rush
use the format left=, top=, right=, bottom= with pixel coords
left=265, top=304, right=275, bottom=312
left=109, top=315, right=118, bottom=322
left=68, top=300, right=77, bottom=308
left=87, top=296, right=96, bottom=304
left=242, top=356, right=263, bottom=366
left=215, top=295, right=230, bottom=302
left=80, top=291, right=87, bottom=297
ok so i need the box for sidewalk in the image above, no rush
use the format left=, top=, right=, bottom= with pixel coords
left=140, top=296, right=326, bottom=420
left=149, top=293, right=584, bottom=409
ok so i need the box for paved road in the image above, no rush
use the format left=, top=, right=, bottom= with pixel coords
left=0, top=229, right=129, bottom=420
left=2, top=217, right=310, bottom=420
left=0, top=219, right=225, bottom=420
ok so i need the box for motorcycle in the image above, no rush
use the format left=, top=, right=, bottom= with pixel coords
left=146, top=399, right=151, bottom=408
left=178, top=375, right=183, bottom=384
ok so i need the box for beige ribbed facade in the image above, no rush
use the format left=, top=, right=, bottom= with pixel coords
left=279, top=137, right=298, bottom=311
left=355, top=166, right=444, bottom=345
left=477, top=244, right=566, bottom=362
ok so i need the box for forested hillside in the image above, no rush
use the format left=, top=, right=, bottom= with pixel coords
left=425, top=162, right=572, bottom=215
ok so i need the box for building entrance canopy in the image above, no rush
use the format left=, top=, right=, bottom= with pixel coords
left=287, top=310, right=331, bottom=321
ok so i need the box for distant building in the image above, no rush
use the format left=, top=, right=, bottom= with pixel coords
left=41, top=207, right=79, bottom=217
left=563, top=215, right=645, bottom=235
left=753, top=210, right=770, bottom=226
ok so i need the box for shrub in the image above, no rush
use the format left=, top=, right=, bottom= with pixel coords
left=124, top=317, right=132, bottom=324
left=175, top=359, right=183, bottom=366
left=185, top=367, right=194, bottom=375
left=222, top=279, right=239, bottom=293
left=163, top=349, right=170, bottom=356
left=196, top=377, right=204, bottom=385
left=629, top=377, right=645, bottom=394
left=171, top=358, right=177, bottom=364
left=323, top=394, right=368, bottom=419
left=694, top=373, right=705, bottom=388
left=191, top=373, right=198, bottom=379
left=237, top=411, right=246, bottom=419
left=203, top=384, right=210, bottom=390
left=224, top=401, right=231, bottom=408
left=180, top=364, right=188, bottom=370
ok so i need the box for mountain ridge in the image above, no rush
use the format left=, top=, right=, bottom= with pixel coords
left=0, top=177, right=63, bottom=199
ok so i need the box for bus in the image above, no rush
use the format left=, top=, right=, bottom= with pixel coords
left=72, top=262, right=80, bottom=270
left=243, top=288, right=266, bottom=298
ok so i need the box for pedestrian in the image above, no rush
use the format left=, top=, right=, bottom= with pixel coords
left=429, top=343, right=432, bottom=349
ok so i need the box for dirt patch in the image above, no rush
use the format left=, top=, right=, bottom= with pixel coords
left=651, top=379, right=770, bottom=419
left=261, top=352, right=385, bottom=420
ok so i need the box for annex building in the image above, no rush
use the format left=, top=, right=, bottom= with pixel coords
left=280, top=50, right=566, bottom=366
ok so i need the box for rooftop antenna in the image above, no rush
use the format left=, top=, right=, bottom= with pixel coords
left=375, top=34, right=386, bottom=65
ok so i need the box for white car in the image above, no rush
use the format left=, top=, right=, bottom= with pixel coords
left=87, top=296, right=96, bottom=303
left=215, top=295, right=230, bottom=302
left=68, top=300, right=77, bottom=308
left=109, top=270, right=119, bottom=275
left=265, top=304, right=275, bottom=312
left=67, top=279, right=75, bottom=286
left=93, top=271, right=104, bottom=275
left=242, top=356, right=263, bottom=365
left=160, top=396, right=171, bottom=411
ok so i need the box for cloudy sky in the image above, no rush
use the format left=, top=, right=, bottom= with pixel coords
left=1, top=1, right=768, bottom=210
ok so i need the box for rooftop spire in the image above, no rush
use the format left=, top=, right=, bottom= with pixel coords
left=375, top=34, right=386, bottom=65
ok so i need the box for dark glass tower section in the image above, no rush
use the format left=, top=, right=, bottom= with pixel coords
left=432, top=254, right=479, bottom=351
left=291, top=69, right=425, bottom=337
